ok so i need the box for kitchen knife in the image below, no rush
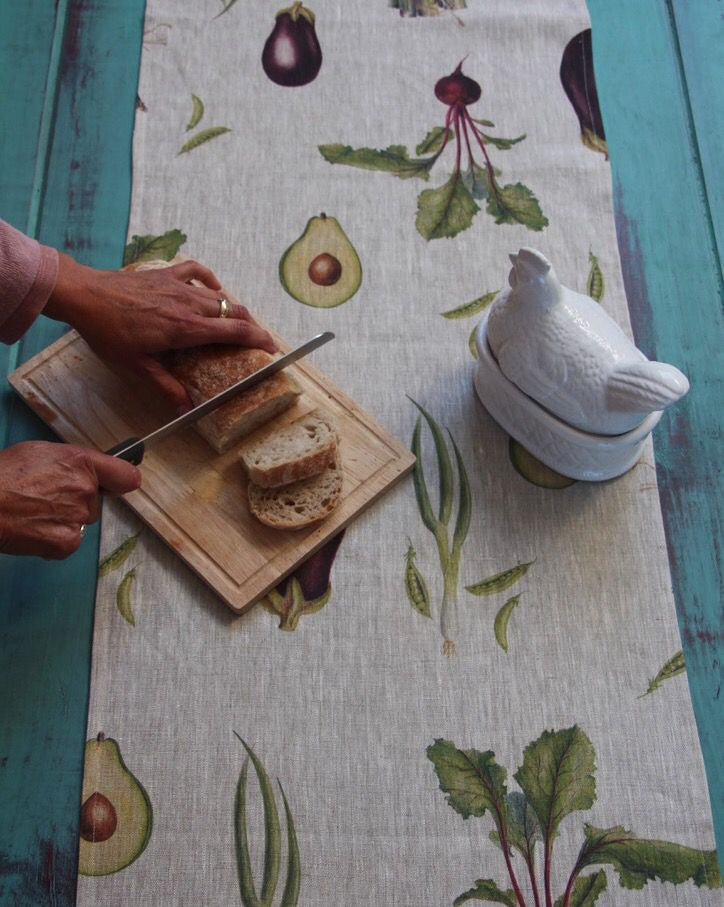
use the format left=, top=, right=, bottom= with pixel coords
left=106, top=331, right=334, bottom=464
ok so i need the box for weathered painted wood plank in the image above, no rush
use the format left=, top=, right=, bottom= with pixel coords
left=0, top=2, right=145, bottom=903
left=588, top=0, right=724, bottom=859
left=671, top=0, right=724, bottom=263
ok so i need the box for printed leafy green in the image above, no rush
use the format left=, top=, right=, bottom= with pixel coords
left=416, top=174, right=480, bottom=239
left=408, top=400, right=472, bottom=654
left=233, top=734, right=302, bottom=906
left=514, top=726, right=596, bottom=842
left=454, top=879, right=516, bottom=905
left=319, top=143, right=435, bottom=180
left=462, top=162, right=492, bottom=199
left=476, top=131, right=526, bottom=151
left=578, top=824, right=722, bottom=890
left=490, top=791, right=541, bottom=861
left=417, top=126, right=453, bottom=155
left=123, top=229, right=186, bottom=265
left=554, top=870, right=607, bottom=906
left=427, top=739, right=507, bottom=821
left=486, top=182, right=548, bottom=230
left=430, top=726, right=720, bottom=907
left=319, top=61, right=546, bottom=239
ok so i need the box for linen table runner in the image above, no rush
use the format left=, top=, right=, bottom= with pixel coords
left=76, top=2, right=721, bottom=904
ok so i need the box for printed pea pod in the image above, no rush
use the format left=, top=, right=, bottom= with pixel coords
left=178, top=126, right=231, bottom=155
left=639, top=650, right=685, bottom=698
left=586, top=249, right=604, bottom=302
left=405, top=540, right=431, bottom=618
left=185, top=94, right=204, bottom=131
left=493, top=594, right=521, bottom=653
left=116, top=568, right=136, bottom=626
left=99, top=531, right=141, bottom=577
left=440, top=290, right=498, bottom=320
left=466, top=561, right=534, bottom=597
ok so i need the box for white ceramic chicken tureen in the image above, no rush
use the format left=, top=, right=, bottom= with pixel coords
left=474, top=248, right=689, bottom=481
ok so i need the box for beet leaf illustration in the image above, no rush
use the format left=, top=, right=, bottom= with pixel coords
left=123, top=229, right=186, bottom=265
left=408, top=398, right=471, bottom=654
left=320, top=60, right=546, bottom=240
left=428, top=725, right=721, bottom=906
left=233, top=733, right=301, bottom=906
left=261, top=531, right=345, bottom=630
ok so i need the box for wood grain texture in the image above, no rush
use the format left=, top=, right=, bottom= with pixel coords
left=588, top=0, right=723, bottom=858
left=9, top=322, right=415, bottom=614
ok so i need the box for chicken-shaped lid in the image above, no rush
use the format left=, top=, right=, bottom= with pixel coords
left=486, top=248, right=689, bottom=435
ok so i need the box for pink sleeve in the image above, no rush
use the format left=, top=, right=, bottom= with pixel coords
left=0, top=219, right=59, bottom=344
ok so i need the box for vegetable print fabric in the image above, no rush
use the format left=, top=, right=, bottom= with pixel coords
left=76, top=1, right=721, bottom=905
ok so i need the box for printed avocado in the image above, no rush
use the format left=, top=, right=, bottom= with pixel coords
left=78, top=733, right=152, bottom=876
left=279, top=213, right=362, bottom=307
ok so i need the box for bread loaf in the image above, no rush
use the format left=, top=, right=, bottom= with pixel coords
left=124, top=257, right=302, bottom=453
left=166, top=346, right=302, bottom=453
left=239, top=408, right=337, bottom=488
left=248, top=454, right=343, bottom=530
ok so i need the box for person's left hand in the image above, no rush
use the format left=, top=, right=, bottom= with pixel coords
left=43, top=254, right=278, bottom=413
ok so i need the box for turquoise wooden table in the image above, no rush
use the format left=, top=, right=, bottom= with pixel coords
left=0, top=1, right=721, bottom=902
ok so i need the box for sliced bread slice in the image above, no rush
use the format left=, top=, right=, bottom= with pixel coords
left=239, top=408, right=338, bottom=488
left=248, top=454, right=343, bottom=530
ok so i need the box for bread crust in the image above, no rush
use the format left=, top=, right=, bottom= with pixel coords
left=248, top=455, right=343, bottom=530
left=166, top=346, right=302, bottom=453
left=245, top=445, right=337, bottom=488
left=240, top=408, right=338, bottom=488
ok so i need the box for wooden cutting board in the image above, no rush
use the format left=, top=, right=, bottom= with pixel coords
left=9, top=320, right=415, bottom=614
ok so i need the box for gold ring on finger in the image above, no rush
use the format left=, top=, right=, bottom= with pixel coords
left=217, top=296, right=230, bottom=318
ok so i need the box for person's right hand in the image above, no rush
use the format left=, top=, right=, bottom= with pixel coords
left=0, top=441, right=141, bottom=559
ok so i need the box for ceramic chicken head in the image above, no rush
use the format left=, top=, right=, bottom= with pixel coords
left=486, top=248, right=689, bottom=435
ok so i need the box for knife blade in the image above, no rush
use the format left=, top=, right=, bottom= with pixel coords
left=106, top=331, right=334, bottom=464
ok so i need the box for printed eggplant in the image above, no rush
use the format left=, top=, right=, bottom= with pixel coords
left=560, top=29, right=608, bottom=157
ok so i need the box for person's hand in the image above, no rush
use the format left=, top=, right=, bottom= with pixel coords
left=0, top=441, right=141, bottom=559
left=43, top=254, right=278, bottom=413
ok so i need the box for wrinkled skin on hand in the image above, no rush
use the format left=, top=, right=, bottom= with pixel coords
left=43, top=254, right=278, bottom=412
left=0, top=441, right=141, bottom=559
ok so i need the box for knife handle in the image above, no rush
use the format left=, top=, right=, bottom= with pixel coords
left=105, top=437, right=145, bottom=465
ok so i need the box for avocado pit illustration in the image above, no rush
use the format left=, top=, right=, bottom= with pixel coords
left=80, top=792, right=118, bottom=843
left=77, top=733, right=153, bottom=876
left=280, top=213, right=362, bottom=307
left=308, top=252, right=342, bottom=286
